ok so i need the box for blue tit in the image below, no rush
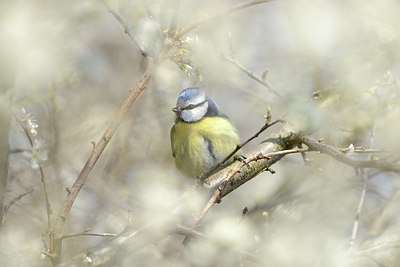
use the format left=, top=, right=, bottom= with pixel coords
left=170, top=87, right=241, bottom=177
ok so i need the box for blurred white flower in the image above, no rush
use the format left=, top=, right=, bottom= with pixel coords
left=23, top=138, right=48, bottom=169
left=183, top=36, right=193, bottom=43
left=346, top=143, right=355, bottom=155
left=209, top=218, right=253, bottom=250
left=20, top=108, right=38, bottom=136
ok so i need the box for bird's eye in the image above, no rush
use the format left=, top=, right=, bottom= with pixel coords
left=182, top=100, right=207, bottom=111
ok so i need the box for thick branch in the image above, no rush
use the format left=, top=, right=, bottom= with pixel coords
left=204, top=130, right=301, bottom=196
left=56, top=130, right=300, bottom=266
left=54, top=128, right=400, bottom=265
left=51, top=0, right=279, bottom=263
left=178, top=129, right=302, bottom=252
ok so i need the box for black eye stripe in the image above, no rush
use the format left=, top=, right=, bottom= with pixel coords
left=181, top=99, right=207, bottom=111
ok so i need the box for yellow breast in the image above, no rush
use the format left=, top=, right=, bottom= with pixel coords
left=170, top=116, right=240, bottom=177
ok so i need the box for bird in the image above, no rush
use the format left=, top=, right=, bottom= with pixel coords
left=170, top=87, right=241, bottom=177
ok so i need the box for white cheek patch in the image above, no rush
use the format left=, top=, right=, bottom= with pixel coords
left=181, top=102, right=208, bottom=122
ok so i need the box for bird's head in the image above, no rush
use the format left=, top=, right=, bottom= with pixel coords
left=172, top=87, right=209, bottom=122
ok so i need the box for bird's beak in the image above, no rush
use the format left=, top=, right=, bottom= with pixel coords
left=172, top=107, right=179, bottom=113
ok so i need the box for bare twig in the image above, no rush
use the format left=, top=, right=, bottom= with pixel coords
left=179, top=189, right=221, bottom=248
left=61, top=231, right=117, bottom=240
left=339, top=147, right=389, bottom=154
left=51, top=55, right=161, bottom=264
left=101, top=0, right=148, bottom=57
left=356, top=240, right=400, bottom=255
left=175, top=224, right=207, bottom=239
left=301, top=136, right=400, bottom=173
left=196, top=147, right=303, bottom=226
left=52, top=1, right=279, bottom=264
left=179, top=146, right=307, bottom=256
left=206, top=146, right=305, bottom=189
left=221, top=119, right=283, bottom=165
left=221, top=54, right=281, bottom=97
left=200, top=115, right=284, bottom=180
left=175, top=0, right=275, bottom=38
left=348, top=172, right=368, bottom=255
left=2, top=189, right=34, bottom=227
left=348, top=93, right=382, bottom=253
left=56, top=218, right=178, bottom=267
left=12, top=112, right=52, bottom=230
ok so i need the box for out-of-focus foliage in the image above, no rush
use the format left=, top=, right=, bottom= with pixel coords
left=1, top=0, right=400, bottom=266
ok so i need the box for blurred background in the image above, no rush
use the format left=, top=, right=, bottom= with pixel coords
left=1, top=0, right=400, bottom=266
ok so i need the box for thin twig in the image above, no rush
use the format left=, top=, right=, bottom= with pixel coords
left=348, top=172, right=368, bottom=255
left=39, top=167, right=52, bottom=230
left=302, top=136, right=400, bottom=173
left=222, top=119, right=283, bottom=164
left=12, top=112, right=52, bottom=230
left=221, top=54, right=281, bottom=97
left=101, top=0, right=148, bottom=57
left=61, top=231, right=117, bottom=240
left=50, top=52, right=162, bottom=264
left=175, top=0, right=275, bottom=38
left=52, top=1, right=278, bottom=264
left=2, top=189, right=34, bottom=226
left=175, top=224, right=208, bottom=239
left=348, top=91, right=382, bottom=253
left=200, top=117, right=284, bottom=180
left=176, top=188, right=220, bottom=262
left=197, top=154, right=273, bottom=226
left=180, top=147, right=307, bottom=253
left=339, top=147, right=389, bottom=154
left=355, top=240, right=400, bottom=255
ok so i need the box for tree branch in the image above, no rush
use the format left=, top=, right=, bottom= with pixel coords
left=55, top=218, right=178, bottom=267
left=61, top=231, right=117, bottom=240
left=301, top=136, right=400, bottom=173
left=178, top=132, right=304, bottom=254
left=101, top=0, right=148, bottom=57
left=204, top=130, right=301, bottom=191
left=12, top=112, right=52, bottom=231
left=2, top=189, right=34, bottom=227
left=53, top=126, right=400, bottom=266
left=221, top=54, right=281, bottom=97
left=51, top=1, right=280, bottom=264
left=200, top=113, right=283, bottom=180
left=50, top=54, right=161, bottom=264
